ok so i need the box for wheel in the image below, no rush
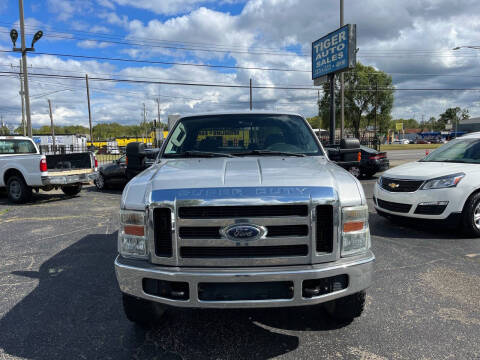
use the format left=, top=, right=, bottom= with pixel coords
left=462, top=192, right=480, bottom=237
left=94, top=173, right=107, bottom=190
left=6, top=175, right=32, bottom=204
left=348, top=166, right=361, bottom=178
left=324, top=291, right=366, bottom=322
left=62, top=184, right=82, bottom=196
left=122, top=293, right=166, bottom=328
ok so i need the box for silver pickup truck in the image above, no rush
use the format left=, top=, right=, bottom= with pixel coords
left=115, top=112, right=374, bottom=326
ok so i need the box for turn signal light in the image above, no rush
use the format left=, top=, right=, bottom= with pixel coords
left=343, top=221, right=364, bottom=233
left=124, top=225, right=145, bottom=237
left=357, top=152, right=361, bottom=162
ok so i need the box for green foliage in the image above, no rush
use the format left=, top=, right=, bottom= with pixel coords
left=28, top=121, right=167, bottom=140
left=306, top=116, right=323, bottom=129
left=0, top=126, right=10, bottom=135
left=437, top=107, right=469, bottom=131
left=318, top=62, right=395, bottom=137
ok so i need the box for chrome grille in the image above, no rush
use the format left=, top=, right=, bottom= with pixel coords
left=149, top=197, right=339, bottom=267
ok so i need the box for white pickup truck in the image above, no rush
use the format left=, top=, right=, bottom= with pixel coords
left=0, top=136, right=97, bottom=203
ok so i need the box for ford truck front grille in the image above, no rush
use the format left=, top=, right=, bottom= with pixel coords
left=178, top=205, right=308, bottom=218
left=153, top=208, right=173, bottom=257
left=316, top=205, right=334, bottom=253
left=180, top=245, right=308, bottom=258
left=179, top=225, right=309, bottom=239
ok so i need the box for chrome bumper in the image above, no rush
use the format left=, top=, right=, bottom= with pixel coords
left=41, top=172, right=97, bottom=185
left=115, top=251, right=375, bottom=308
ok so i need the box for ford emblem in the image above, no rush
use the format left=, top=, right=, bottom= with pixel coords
left=222, top=224, right=265, bottom=241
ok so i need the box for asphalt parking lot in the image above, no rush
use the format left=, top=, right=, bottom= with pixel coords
left=1, top=181, right=480, bottom=360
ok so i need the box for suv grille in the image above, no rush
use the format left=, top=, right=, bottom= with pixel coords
left=381, top=177, right=423, bottom=192
left=178, top=205, right=308, bottom=218
left=377, top=198, right=412, bottom=213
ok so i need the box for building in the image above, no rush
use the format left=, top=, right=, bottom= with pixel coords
left=32, top=134, right=88, bottom=153
left=458, top=117, right=480, bottom=133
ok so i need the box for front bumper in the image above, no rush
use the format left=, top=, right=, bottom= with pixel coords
left=115, top=251, right=375, bottom=308
left=42, top=171, right=97, bottom=185
left=373, top=182, right=465, bottom=219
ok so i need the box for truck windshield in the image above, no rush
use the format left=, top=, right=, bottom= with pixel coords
left=421, top=138, right=480, bottom=164
left=163, top=114, right=322, bottom=158
left=0, top=139, right=37, bottom=154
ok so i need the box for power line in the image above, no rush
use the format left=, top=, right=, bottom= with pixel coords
left=0, top=49, right=310, bottom=73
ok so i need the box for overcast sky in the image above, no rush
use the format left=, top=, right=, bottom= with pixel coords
left=1, top=0, right=480, bottom=129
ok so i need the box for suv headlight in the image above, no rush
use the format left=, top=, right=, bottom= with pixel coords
left=420, top=173, right=464, bottom=190
left=341, top=205, right=371, bottom=257
left=118, top=209, right=147, bottom=259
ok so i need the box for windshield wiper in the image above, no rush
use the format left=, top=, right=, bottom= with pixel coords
left=232, top=150, right=306, bottom=157
left=173, top=151, right=235, bottom=158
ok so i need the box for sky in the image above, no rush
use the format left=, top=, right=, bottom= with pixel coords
left=1, top=0, right=480, bottom=129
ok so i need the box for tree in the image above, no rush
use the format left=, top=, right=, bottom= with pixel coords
left=438, top=107, right=469, bottom=132
left=318, top=62, right=395, bottom=138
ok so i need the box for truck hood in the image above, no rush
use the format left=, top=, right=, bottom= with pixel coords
left=383, top=161, right=479, bottom=180
left=121, top=156, right=365, bottom=210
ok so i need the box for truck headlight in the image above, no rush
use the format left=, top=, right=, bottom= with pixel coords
left=341, top=205, right=370, bottom=257
left=118, top=210, right=147, bottom=259
left=420, top=173, right=464, bottom=190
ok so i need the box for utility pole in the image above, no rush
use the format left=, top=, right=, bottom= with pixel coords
left=249, top=78, right=253, bottom=110
left=10, top=1, right=43, bottom=138
left=340, top=0, right=345, bottom=139
left=374, top=81, right=378, bottom=150
left=48, top=99, right=56, bottom=152
left=19, top=0, right=32, bottom=138
left=156, top=97, right=161, bottom=147
left=329, top=73, right=336, bottom=144
left=85, top=74, right=93, bottom=144
left=18, top=59, right=26, bottom=136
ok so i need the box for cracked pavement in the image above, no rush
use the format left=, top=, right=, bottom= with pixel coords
left=0, top=181, right=479, bottom=360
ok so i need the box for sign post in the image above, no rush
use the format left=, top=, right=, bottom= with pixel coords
left=312, top=24, right=356, bottom=144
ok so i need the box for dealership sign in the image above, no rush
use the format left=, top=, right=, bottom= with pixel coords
left=312, top=24, right=356, bottom=82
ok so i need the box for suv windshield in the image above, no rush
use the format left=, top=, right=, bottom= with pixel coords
left=421, top=138, right=480, bottom=164
left=163, top=114, right=322, bottom=158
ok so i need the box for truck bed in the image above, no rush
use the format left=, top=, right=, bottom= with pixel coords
left=46, top=153, right=94, bottom=171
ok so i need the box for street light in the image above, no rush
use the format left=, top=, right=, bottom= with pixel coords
left=31, top=31, right=43, bottom=49
left=9, top=0, right=44, bottom=138
left=10, top=29, right=18, bottom=47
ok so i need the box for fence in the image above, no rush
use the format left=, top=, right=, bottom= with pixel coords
left=39, top=144, right=125, bottom=166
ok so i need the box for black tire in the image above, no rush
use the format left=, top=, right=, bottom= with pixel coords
left=462, top=192, right=480, bottom=237
left=324, top=291, right=366, bottom=322
left=6, top=175, right=32, bottom=204
left=94, top=173, right=107, bottom=190
left=122, top=293, right=166, bottom=328
left=62, top=184, right=82, bottom=196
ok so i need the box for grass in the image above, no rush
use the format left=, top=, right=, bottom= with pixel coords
left=380, top=144, right=443, bottom=151
left=0, top=209, right=9, bottom=216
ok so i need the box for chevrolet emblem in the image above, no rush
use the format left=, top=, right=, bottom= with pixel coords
left=388, top=182, right=400, bottom=189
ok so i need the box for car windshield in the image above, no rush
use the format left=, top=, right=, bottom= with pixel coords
left=162, top=114, right=322, bottom=158
left=421, top=138, right=480, bottom=164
